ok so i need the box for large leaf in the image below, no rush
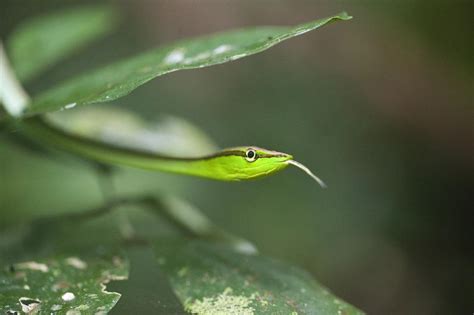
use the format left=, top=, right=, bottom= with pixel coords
left=0, top=254, right=128, bottom=314
left=7, top=5, right=119, bottom=82
left=156, top=241, right=364, bottom=315
left=23, top=12, right=351, bottom=116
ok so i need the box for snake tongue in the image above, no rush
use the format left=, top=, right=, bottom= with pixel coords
left=287, top=160, right=327, bottom=188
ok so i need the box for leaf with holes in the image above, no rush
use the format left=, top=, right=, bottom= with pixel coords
left=0, top=254, right=128, bottom=314
left=155, top=241, right=364, bottom=315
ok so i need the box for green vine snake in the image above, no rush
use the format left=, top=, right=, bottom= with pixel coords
left=0, top=42, right=326, bottom=187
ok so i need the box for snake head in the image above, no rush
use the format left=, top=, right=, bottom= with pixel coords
left=221, top=146, right=325, bottom=187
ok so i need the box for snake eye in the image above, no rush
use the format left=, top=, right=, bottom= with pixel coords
left=245, top=149, right=257, bottom=162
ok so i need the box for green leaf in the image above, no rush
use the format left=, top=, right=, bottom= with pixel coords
left=47, top=106, right=218, bottom=157
left=24, top=12, right=351, bottom=116
left=0, top=254, right=128, bottom=314
left=7, top=5, right=119, bottom=82
left=155, top=241, right=364, bottom=315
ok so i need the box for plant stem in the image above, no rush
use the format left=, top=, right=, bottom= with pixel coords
left=26, top=195, right=257, bottom=254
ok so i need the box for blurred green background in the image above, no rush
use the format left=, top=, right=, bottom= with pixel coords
left=1, top=1, right=472, bottom=314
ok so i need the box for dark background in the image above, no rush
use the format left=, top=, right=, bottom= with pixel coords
left=1, top=1, right=473, bottom=314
